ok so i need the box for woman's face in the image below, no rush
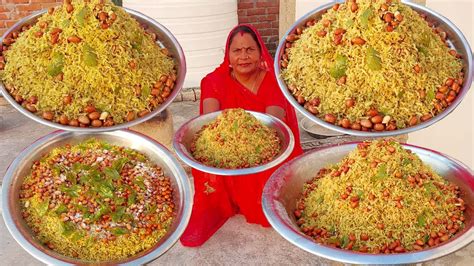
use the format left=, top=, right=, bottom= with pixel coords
left=228, top=32, right=262, bottom=76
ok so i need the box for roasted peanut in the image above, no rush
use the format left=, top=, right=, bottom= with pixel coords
left=91, top=119, right=102, bottom=127
left=334, top=28, right=346, bottom=35
left=351, top=37, right=366, bottom=45
left=351, top=122, right=361, bottom=130
left=360, top=233, right=369, bottom=241
left=350, top=2, right=358, bottom=12
left=67, top=36, right=81, bottom=43
left=59, top=114, right=69, bottom=125
left=337, top=75, right=346, bottom=85
left=66, top=4, right=74, bottom=13
left=286, top=34, right=297, bottom=42
left=63, top=95, right=72, bottom=105
left=408, top=116, right=418, bottom=126
left=84, top=105, right=96, bottom=113
left=98, top=12, right=108, bottom=22
left=317, top=30, right=327, bottom=37
left=420, top=114, right=432, bottom=122
left=414, top=64, right=421, bottom=73
left=42, top=111, right=54, bottom=121
left=28, top=96, right=38, bottom=104
left=68, top=119, right=79, bottom=127
left=78, top=115, right=90, bottom=125
left=374, top=123, right=385, bottom=131
left=88, top=111, right=100, bottom=120
left=307, top=105, right=319, bottom=115
left=138, top=110, right=150, bottom=117
left=366, top=108, right=378, bottom=117
left=370, top=115, right=383, bottom=124
left=360, top=119, right=373, bottom=128
left=384, top=13, right=394, bottom=23
left=322, top=19, right=331, bottom=27
left=324, top=114, right=336, bottom=124
left=345, top=98, right=355, bottom=108
left=340, top=118, right=351, bottom=129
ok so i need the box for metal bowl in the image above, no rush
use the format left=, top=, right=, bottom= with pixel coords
left=0, top=7, right=186, bottom=132
left=300, top=117, right=344, bottom=139
left=262, top=142, right=474, bottom=264
left=274, top=0, right=473, bottom=137
left=1, top=130, right=193, bottom=265
left=173, top=110, right=295, bottom=176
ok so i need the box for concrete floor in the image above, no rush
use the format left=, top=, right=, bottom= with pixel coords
left=0, top=98, right=472, bottom=265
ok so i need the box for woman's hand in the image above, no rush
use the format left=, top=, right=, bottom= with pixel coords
left=203, top=98, right=220, bottom=114
left=266, top=105, right=286, bottom=122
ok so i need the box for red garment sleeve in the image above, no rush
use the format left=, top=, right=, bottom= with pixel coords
left=263, top=82, right=288, bottom=109
left=200, top=75, right=223, bottom=101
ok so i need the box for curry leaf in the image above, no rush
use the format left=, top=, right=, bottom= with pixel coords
left=112, top=158, right=129, bottom=172
left=134, top=176, right=146, bottom=190
left=54, top=204, right=68, bottom=215
left=360, top=7, right=374, bottom=28
left=366, top=46, right=382, bottom=71
left=423, top=182, right=437, bottom=196
left=128, top=190, right=137, bottom=206
left=98, top=183, right=114, bottom=198
left=92, top=205, right=110, bottom=222
left=47, top=52, right=64, bottom=76
left=62, top=221, right=76, bottom=236
left=417, top=213, right=427, bottom=227
left=329, top=53, right=348, bottom=79
left=71, top=231, right=85, bottom=241
left=423, top=234, right=430, bottom=243
left=38, top=199, right=50, bottom=216
left=111, top=227, right=129, bottom=236
left=112, top=206, right=127, bottom=222
left=417, top=45, right=429, bottom=56
left=142, top=85, right=151, bottom=99
left=426, top=89, right=435, bottom=102
left=76, top=7, right=89, bottom=27
left=373, top=164, right=388, bottom=181
left=83, top=44, right=98, bottom=67
left=402, top=158, right=412, bottom=166
left=317, top=196, right=324, bottom=204
left=341, top=235, right=349, bottom=248
left=104, top=167, right=120, bottom=181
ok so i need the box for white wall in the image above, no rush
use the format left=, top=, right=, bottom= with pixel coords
left=407, top=0, right=473, bottom=169
left=123, top=0, right=238, bottom=88
left=294, top=0, right=473, bottom=168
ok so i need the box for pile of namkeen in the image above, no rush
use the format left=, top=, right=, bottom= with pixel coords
left=191, top=108, right=281, bottom=169
left=281, top=0, right=464, bottom=131
left=0, top=0, right=176, bottom=127
left=19, top=139, right=175, bottom=261
left=295, top=139, right=466, bottom=254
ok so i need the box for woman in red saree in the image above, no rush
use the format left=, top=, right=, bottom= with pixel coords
left=180, top=24, right=303, bottom=247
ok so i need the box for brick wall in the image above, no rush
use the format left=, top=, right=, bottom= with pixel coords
left=237, top=0, right=280, bottom=56
left=0, top=0, right=63, bottom=36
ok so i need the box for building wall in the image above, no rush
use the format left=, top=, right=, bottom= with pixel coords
left=0, top=0, right=62, bottom=36
left=123, top=0, right=238, bottom=88
left=237, top=0, right=280, bottom=56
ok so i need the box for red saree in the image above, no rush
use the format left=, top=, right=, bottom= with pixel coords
left=180, top=24, right=303, bottom=247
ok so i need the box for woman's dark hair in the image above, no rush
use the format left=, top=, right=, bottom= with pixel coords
left=228, top=25, right=262, bottom=52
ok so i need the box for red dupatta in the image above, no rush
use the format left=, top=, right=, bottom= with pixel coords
left=199, top=24, right=302, bottom=149
left=180, top=25, right=302, bottom=247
